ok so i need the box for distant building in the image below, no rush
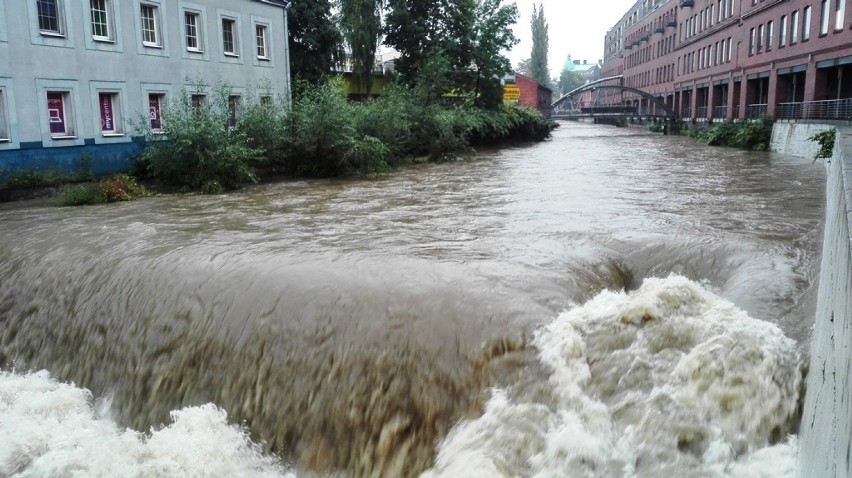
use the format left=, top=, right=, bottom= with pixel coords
left=564, top=55, right=602, bottom=83
left=0, top=0, right=292, bottom=177
left=510, top=74, right=553, bottom=115
left=600, top=0, right=852, bottom=121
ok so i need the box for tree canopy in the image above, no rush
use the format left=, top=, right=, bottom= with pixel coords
left=530, top=3, right=549, bottom=87
left=287, top=0, right=342, bottom=84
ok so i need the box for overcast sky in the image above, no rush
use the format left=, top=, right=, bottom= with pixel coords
left=508, top=0, right=639, bottom=79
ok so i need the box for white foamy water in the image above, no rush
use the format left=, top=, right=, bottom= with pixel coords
left=422, top=275, right=801, bottom=478
left=0, top=370, right=293, bottom=478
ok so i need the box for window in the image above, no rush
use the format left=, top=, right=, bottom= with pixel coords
left=820, top=0, right=831, bottom=34
left=46, top=91, right=74, bottom=137
left=727, top=36, right=733, bottom=61
left=836, top=0, right=845, bottom=30
left=0, top=90, right=9, bottom=141
left=222, top=18, right=237, bottom=55
left=98, top=92, right=121, bottom=135
left=140, top=4, right=160, bottom=46
left=803, top=6, right=812, bottom=40
left=780, top=15, right=788, bottom=46
left=37, top=0, right=63, bottom=35
left=148, top=93, right=165, bottom=130
left=227, top=95, right=240, bottom=128
left=255, top=24, right=268, bottom=59
left=791, top=10, right=799, bottom=43
left=767, top=21, right=774, bottom=49
left=758, top=24, right=764, bottom=52
left=749, top=27, right=755, bottom=54
left=191, top=94, right=205, bottom=110
left=90, top=0, right=112, bottom=41
left=185, top=12, right=202, bottom=51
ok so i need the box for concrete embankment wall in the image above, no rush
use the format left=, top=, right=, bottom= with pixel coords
left=775, top=123, right=852, bottom=478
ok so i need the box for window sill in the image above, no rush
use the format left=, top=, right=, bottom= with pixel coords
left=0, top=138, right=10, bottom=143
left=40, top=31, right=66, bottom=38
left=51, top=135, right=77, bottom=140
left=143, top=42, right=163, bottom=49
left=224, top=52, right=240, bottom=58
left=257, top=56, right=270, bottom=61
left=187, top=47, right=204, bottom=53
left=102, top=133, right=124, bottom=137
left=93, top=37, right=116, bottom=43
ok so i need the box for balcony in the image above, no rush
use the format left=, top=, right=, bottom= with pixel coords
left=681, top=106, right=692, bottom=118
left=713, top=106, right=728, bottom=118
left=655, top=25, right=665, bottom=34
left=679, top=0, right=694, bottom=6
left=696, top=106, right=709, bottom=118
left=776, top=98, right=852, bottom=120
left=666, top=17, right=677, bottom=27
left=745, top=104, right=768, bottom=118
left=640, top=33, right=651, bottom=42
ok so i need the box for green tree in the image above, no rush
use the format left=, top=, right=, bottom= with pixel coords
left=557, top=69, right=584, bottom=95
left=288, top=0, right=342, bottom=84
left=383, top=0, right=444, bottom=83
left=338, top=0, right=384, bottom=97
left=515, top=58, right=531, bottom=76
left=437, top=0, right=518, bottom=108
left=530, top=3, right=549, bottom=87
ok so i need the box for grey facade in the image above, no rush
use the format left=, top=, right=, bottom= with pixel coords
left=0, top=0, right=291, bottom=176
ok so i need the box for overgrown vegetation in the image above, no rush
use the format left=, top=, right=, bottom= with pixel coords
left=55, top=174, right=148, bottom=207
left=687, top=116, right=774, bottom=151
left=130, top=78, right=557, bottom=191
left=808, top=128, right=836, bottom=162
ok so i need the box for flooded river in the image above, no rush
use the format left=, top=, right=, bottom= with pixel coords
left=0, top=122, right=826, bottom=477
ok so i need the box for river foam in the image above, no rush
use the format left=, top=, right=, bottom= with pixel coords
left=422, top=275, right=801, bottom=478
left=1, top=276, right=802, bottom=478
left=0, top=370, right=292, bottom=478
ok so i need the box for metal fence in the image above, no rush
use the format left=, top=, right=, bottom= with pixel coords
left=681, top=107, right=692, bottom=118
left=713, top=106, right=728, bottom=118
left=696, top=106, right=708, bottom=118
left=746, top=104, right=768, bottom=118
left=776, top=98, right=852, bottom=120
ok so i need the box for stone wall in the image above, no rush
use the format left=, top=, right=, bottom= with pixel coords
left=795, top=125, right=852, bottom=478
left=770, top=122, right=838, bottom=159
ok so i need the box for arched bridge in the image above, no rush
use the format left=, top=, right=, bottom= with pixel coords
left=551, top=76, right=678, bottom=123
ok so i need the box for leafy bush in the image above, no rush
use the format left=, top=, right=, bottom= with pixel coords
left=341, top=136, right=392, bottom=174
left=55, top=174, right=147, bottom=206
left=283, top=78, right=356, bottom=177
left=689, top=117, right=773, bottom=151
left=808, top=128, right=836, bottom=161
left=134, top=81, right=265, bottom=192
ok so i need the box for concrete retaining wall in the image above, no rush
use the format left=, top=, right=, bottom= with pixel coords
left=770, top=122, right=839, bottom=159
left=795, top=125, right=852, bottom=478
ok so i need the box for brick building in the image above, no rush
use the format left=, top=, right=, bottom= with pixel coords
left=513, top=74, right=554, bottom=115
left=600, top=0, right=851, bottom=121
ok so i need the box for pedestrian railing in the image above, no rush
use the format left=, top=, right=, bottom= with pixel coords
left=746, top=104, right=768, bottom=118
left=776, top=98, right=852, bottom=120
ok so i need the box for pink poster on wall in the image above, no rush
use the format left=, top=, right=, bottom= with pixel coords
left=100, top=93, right=114, bottom=132
left=47, top=93, right=66, bottom=135
left=149, top=96, right=162, bottom=130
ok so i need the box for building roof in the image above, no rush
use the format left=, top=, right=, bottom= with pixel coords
left=254, top=0, right=290, bottom=8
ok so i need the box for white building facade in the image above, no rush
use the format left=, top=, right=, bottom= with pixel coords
left=0, top=0, right=291, bottom=176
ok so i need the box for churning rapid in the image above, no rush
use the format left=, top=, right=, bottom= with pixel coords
left=0, top=123, right=825, bottom=477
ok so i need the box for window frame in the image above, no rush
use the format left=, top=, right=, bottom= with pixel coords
left=46, top=91, right=74, bottom=139
left=803, top=6, right=812, bottom=40
left=96, top=91, right=123, bottom=136
left=140, top=3, right=161, bottom=47
left=89, top=0, right=114, bottom=42
left=221, top=17, right=238, bottom=56
left=37, top=0, right=65, bottom=36
left=184, top=10, right=202, bottom=52
left=836, top=0, right=846, bottom=31
left=780, top=14, right=788, bottom=46
left=0, top=89, right=9, bottom=142
left=791, top=10, right=799, bottom=44
left=255, top=24, right=268, bottom=60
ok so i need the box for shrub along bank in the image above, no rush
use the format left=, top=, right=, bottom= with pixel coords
left=133, top=80, right=558, bottom=193
left=686, top=116, right=774, bottom=151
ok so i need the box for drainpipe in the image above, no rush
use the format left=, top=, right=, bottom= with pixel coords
left=282, top=0, right=293, bottom=107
